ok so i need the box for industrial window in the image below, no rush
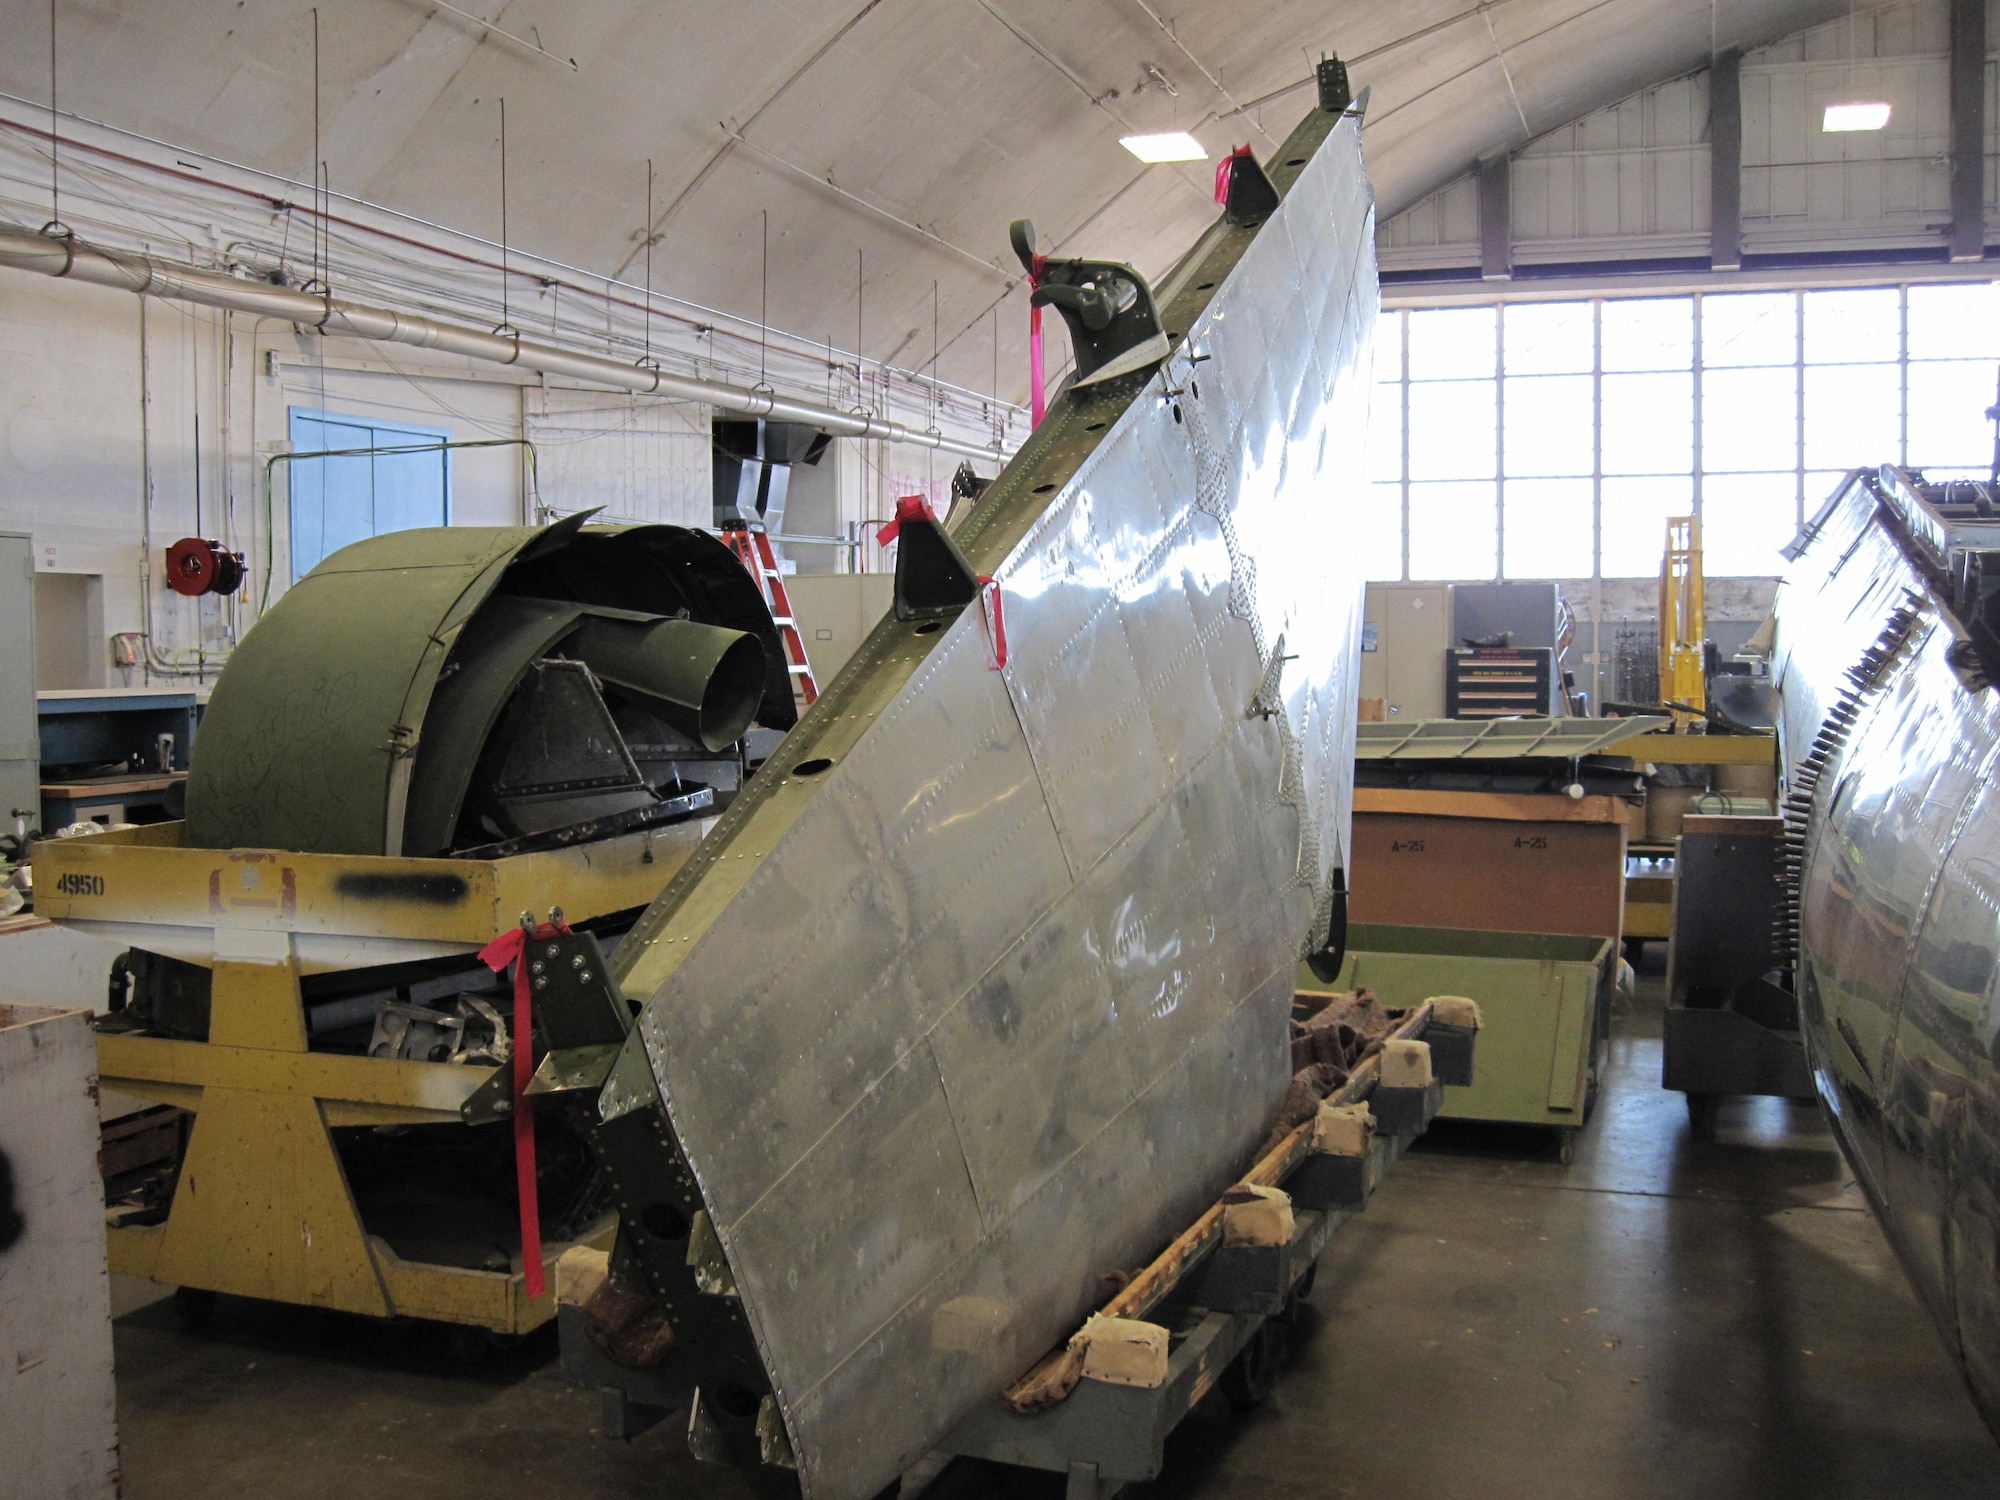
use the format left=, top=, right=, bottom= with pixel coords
left=1366, top=283, right=2000, bottom=582
left=288, top=409, right=452, bottom=580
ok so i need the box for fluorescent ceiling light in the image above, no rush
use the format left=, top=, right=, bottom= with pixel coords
left=1120, top=131, right=1207, bottom=163
left=1823, top=101, right=1892, bottom=132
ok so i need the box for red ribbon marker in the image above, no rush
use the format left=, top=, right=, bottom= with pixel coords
left=1214, top=144, right=1254, bottom=205
left=978, top=576, right=1007, bottom=671
left=1028, top=251, right=1048, bottom=429
left=875, top=493, right=937, bottom=548
left=478, top=914, right=572, bottom=1300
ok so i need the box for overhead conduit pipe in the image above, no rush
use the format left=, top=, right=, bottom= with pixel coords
left=0, top=225, right=1005, bottom=462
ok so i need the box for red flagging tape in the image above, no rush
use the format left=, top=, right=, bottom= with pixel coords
left=875, top=492, right=937, bottom=547
left=478, top=916, right=573, bottom=1300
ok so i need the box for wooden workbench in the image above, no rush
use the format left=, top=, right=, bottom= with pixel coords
left=41, top=773, right=185, bottom=828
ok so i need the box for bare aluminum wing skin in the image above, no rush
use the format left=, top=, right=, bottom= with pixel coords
left=596, top=96, right=1378, bottom=1500
left=1774, top=465, right=2000, bottom=1439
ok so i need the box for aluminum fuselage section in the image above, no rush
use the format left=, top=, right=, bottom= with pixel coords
left=1775, top=472, right=2000, bottom=1436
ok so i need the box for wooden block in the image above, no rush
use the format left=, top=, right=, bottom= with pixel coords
left=1221, top=1183, right=1295, bottom=1249
left=554, top=1245, right=610, bottom=1308
left=1428, top=995, right=1483, bottom=1030
left=1312, top=1101, right=1375, bottom=1156
left=1074, top=1315, right=1170, bottom=1389
left=1380, top=1038, right=1433, bottom=1088
left=998, top=1003, right=1440, bottom=1416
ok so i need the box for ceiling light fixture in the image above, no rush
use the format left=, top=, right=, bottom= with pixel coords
left=1823, top=101, right=1891, bottom=131
left=1119, top=131, right=1207, bottom=164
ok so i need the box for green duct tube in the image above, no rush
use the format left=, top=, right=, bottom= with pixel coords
left=568, top=616, right=767, bottom=752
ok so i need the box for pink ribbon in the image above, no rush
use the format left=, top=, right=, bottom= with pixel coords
left=1214, top=144, right=1253, bottom=205
left=1028, top=252, right=1047, bottom=429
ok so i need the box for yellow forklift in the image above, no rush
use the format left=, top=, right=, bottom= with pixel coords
left=1658, top=514, right=1707, bottom=726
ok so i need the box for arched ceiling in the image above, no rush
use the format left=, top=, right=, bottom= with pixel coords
left=0, top=0, right=1849, bottom=401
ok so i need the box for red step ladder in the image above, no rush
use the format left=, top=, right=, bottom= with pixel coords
left=722, top=522, right=819, bottom=706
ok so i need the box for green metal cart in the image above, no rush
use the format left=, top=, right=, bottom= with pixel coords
left=1304, top=922, right=1614, bottom=1163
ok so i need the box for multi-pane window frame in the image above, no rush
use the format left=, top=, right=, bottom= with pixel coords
left=1366, top=283, right=2000, bottom=583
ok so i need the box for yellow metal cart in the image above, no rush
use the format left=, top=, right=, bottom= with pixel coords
left=36, top=817, right=705, bottom=1334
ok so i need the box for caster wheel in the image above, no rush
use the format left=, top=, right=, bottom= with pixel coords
left=448, top=1324, right=496, bottom=1364
left=1556, top=1130, right=1578, bottom=1167
left=1220, top=1316, right=1288, bottom=1411
left=1686, top=1091, right=1721, bottom=1141
left=1293, top=1260, right=1318, bottom=1306
left=173, top=1286, right=217, bottom=1331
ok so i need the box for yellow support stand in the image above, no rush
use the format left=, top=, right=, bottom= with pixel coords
left=38, top=819, right=707, bottom=1332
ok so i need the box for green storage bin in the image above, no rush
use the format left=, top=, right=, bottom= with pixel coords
left=1301, top=923, right=1613, bottom=1136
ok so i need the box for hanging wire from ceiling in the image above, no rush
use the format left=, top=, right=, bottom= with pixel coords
left=43, top=0, right=65, bottom=238
left=306, top=7, right=326, bottom=294
left=496, top=97, right=513, bottom=335
left=929, top=277, right=939, bottom=491
left=642, top=158, right=655, bottom=368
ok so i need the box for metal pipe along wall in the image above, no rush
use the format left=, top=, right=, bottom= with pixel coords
left=0, top=226, right=1005, bottom=462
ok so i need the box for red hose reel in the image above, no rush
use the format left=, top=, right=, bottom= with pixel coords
left=164, top=536, right=246, bottom=597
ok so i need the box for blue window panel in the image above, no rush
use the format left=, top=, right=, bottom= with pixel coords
left=374, top=445, right=450, bottom=535
left=291, top=418, right=375, bottom=577
left=288, top=409, right=450, bottom=580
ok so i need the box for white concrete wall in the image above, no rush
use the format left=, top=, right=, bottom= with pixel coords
left=787, top=572, right=894, bottom=680
left=2, top=277, right=156, bottom=676
left=522, top=386, right=709, bottom=529
left=0, top=275, right=530, bottom=686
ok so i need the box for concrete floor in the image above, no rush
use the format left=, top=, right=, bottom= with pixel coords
left=110, top=955, right=1998, bottom=1499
